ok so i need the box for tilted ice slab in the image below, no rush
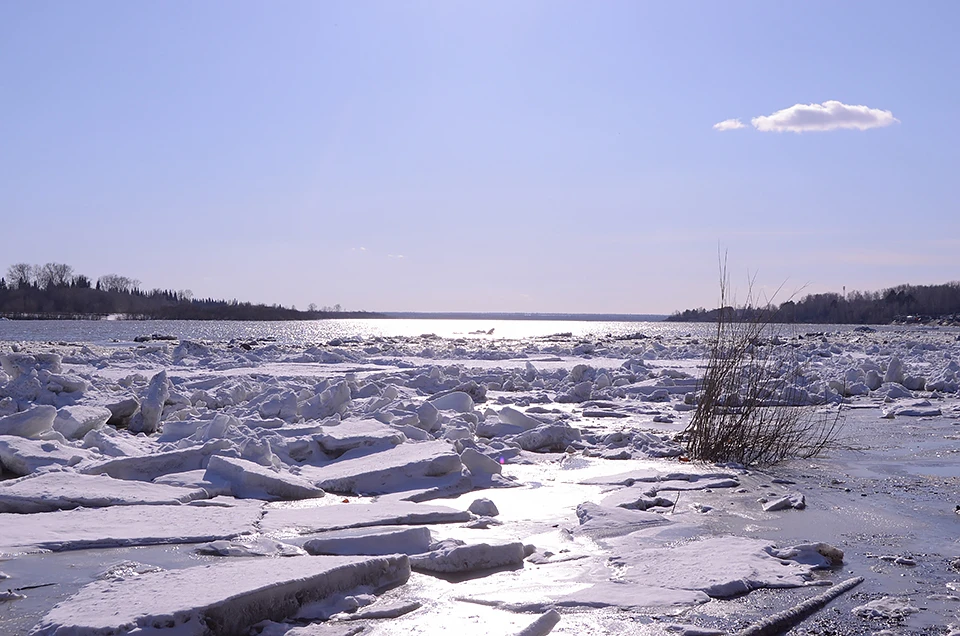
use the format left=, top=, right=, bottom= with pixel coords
left=79, top=440, right=233, bottom=482
left=261, top=501, right=471, bottom=535
left=32, top=554, right=411, bottom=636
left=0, top=471, right=209, bottom=513
left=204, top=454, right=326, bottom=501
left=81, top=426, right=158, bottom=458
left=303, top=526, right=433, bottom=556
left=154, top=469, right=233, bottom=497
left=0, top=405, right=57, bottom=438
left=409, top=541, right=527, bottom=573
left=52, top=405, right=111, bottom=440
left=315, top=418, right=406, bottom=454
left=0, top=435, right=100, bottom=476
left=299, top=440, right=462, bottom=495
left=0, top=498, right=262, bottom=555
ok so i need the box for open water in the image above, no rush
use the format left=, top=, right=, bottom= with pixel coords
left=0, top=317, right=938, bottom=346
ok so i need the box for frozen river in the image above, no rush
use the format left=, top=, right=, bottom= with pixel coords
left=1, top=321, right=958, bottom=635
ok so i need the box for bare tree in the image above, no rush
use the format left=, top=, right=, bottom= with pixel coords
left=6, top=263, right=35, bottom=289
left=97, top=274, right=137, bottom=293
left=37, top=262, right=74, bottom=289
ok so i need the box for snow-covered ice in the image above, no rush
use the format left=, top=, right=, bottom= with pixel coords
left=303, top=526, right=433, bottom=557
left=260, top=501, right=472, bottom=535
left=32, top=555, right=410, bottom=635
left=409, top=540, right=528, bottom=573
left=204, top=454, right=325, bottom=500
left=298, top=441, right=463, bottom=495
left=0, top=471, right=208, bottom=513
left=0, top=406, right=57, bottom=439
left=1, top=322, right=959, bottom=634
left=0, top=498, right=262, bottom=555
left=0, top=436, right=98, bottom=476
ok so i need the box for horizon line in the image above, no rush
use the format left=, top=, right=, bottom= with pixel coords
left=379, top=311, right=669, bottom=321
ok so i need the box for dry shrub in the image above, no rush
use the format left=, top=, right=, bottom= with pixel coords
left=681, top=257, right=844, bottom=467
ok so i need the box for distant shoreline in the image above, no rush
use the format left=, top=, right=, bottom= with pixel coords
left=0, top=311, right=668, bottom=323
left=0, top=311, right=385, bottom=322
left=380, top=312, right=668, bottom=322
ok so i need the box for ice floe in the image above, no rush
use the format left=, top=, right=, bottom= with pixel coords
left=32, top=555, right=410, bottom=635
left=0, top=498, right=262, bottom=555
left=1, top=323, right=958, bottom=633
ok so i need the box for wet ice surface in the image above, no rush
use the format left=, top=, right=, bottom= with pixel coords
left=1, top=324, right=959, bottom=635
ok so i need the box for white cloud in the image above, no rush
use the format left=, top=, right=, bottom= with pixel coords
left=713, top=118, right=745, bottom=131
left=751, top=100, right=898, bottom=133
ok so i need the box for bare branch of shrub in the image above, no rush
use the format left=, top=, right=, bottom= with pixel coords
left=681, top=252, right=845, bottom=466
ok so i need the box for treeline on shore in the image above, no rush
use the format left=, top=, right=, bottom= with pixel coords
left=667, top=282, right=960, bottom=325
left=0, top=262, right=379, bottom=321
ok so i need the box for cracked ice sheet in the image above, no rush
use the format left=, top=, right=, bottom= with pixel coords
left=0, top=498, right=262, bottom=556
left=404, top=461, right=828, bottom=615
left=451, top=535, right=826, bottom=614
left=0, top=471, right=210, bottom=513
left=419, top=456, right=685, bottom=547
left=599, top=476, right=741, bottom=509
left=32, top=554, right=410, bottom=636
left=260, top=501, right=471, bottom=536
left=579, top=467, right=742, bottom=487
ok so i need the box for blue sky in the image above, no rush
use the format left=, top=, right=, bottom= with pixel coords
left=2, top=2, right=957, bottom=314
